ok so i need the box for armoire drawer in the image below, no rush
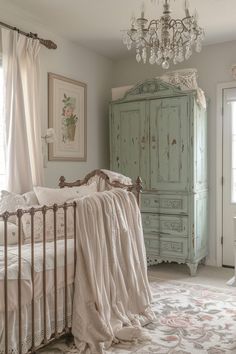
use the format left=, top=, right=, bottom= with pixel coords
left=141, top=194, right=188, bottom=215
left=142, top=213, right=188, bottom=237
left=144, top=234, right=160, bottom=252
left=160, top=237, right=188, bottom=259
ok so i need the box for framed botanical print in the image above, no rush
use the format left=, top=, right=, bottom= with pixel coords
left=48, top=73, right=87, bottom=161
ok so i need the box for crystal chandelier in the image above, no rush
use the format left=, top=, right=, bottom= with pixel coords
left=122, top=0, right=205, bottom=69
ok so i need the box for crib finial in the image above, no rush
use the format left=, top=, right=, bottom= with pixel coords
left=59, top=176, right=66, bottom=188
left=135, top=176, right=142, bottom=208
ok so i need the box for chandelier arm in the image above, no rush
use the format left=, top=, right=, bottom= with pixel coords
left=129, top=34, right=153, bottom=48
left=170, top=20, right=190, bottom=34
left=147, top=19, right=161, bottom=31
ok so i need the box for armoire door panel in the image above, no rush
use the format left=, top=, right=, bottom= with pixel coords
left=150, top=97, right=189, bottom=191
left=111, top=102, right=149, bottom=188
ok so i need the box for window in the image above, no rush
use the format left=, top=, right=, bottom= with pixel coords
left=0, top=67, right=6, bottom=190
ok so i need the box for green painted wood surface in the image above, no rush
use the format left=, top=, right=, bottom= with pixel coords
left=150, top=97, right=189, bottom=191
left=110, top=101, right=149, bottom=188
left=110, top=79, right=208, bottom=275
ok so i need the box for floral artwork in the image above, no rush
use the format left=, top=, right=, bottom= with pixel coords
left=62, top=94, right=79, bottom=143
left=48, top=73, right=87, bottom=161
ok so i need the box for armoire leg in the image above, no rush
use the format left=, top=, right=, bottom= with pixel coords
left=187, top=262, right=199, bottom=276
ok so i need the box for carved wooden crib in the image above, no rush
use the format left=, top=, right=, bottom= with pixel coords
left=0, top=169, right=142, bottom=354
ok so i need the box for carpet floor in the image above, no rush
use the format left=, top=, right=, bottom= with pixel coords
left=37, top=277, right=236, bottom=354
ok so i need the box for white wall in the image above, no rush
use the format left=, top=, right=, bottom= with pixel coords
left=112, top=40, right=236, bottom=266
left=0, top=1, right=113, bottom=187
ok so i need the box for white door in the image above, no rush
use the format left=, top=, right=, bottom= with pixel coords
left=223, top=87, right=236, bottom=267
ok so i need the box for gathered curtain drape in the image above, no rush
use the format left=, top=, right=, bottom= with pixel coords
left=1, top=28, right=44, bottom=193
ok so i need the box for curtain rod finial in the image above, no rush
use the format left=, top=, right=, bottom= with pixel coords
left=39, top=38, right=57, bottom=49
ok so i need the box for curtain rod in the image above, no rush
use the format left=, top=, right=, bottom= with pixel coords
left=0, top=21, right=57, bottom=50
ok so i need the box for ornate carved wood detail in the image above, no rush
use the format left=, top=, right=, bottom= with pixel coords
left=142, top=197, right=183, bottom=210
left=123, top=79, right=183, bottom=99
left=146, top=255, right=187, bottom=267
left=161, top=240, right=183, bottom=253
left=162, top=199, right=183, bottom=209
left=161, top=220, right=183, bottom=232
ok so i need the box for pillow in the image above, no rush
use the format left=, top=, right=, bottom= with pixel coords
left=22, top=191, right=39, bottom=206
left=34, top=182, right=97, bottom=206
left=0, top=221, right=18, bottom=245
left=68, top=182, right=98, bottom=197
left=22, top=206, right=75, bottom=243
left=0, top=191, right=27, bottom=214
left=0, top=191, right=27, bottom=223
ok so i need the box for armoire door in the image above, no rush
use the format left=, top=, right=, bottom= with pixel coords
left=150, top=97, right=189, bottom=191
left=110, top=101, right=149, bottom=188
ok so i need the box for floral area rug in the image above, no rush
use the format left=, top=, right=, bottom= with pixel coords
left=37, top=279, right=236, bottom=354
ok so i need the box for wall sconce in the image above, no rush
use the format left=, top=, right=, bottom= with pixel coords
left=41, top=128, right=56, bottom=167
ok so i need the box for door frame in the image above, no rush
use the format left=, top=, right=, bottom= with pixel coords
left=216, top=81, right=236, bottom=267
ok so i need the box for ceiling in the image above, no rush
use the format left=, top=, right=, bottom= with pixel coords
left=4, top=0, right=236, bottom=60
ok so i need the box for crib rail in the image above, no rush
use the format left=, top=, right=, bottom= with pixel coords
left=59, top=169, right=143, bottom=207
left=1, top=201, right=77, bottom=354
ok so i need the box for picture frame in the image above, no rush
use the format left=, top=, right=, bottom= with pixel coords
left=48, top=73, right=87, bottom=161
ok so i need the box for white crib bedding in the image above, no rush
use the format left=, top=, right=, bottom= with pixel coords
left=0, top=239, right=75, bottom=312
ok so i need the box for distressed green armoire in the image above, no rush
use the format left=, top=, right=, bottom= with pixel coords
left=109, top=79, right=208, bottom=276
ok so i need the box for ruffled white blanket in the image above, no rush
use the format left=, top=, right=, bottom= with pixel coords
left=72, top=189, right=155, bottom=354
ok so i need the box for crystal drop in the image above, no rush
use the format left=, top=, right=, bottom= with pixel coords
left=149, top=55, right=156, bottom=65
left=127, top=43, right=132, bottom=50
left=195, top=42, right=202, bottom=53
left=169, top=50, right=173, bottom=59
left=178, top=53, right=184, bottom=62
left=136, top=53, right=141, bottom=63
left=142, top=48, right=147, bottom=63
left=185, top=47, right=192, bottom=60
left=122, top=35, right=128, bottom=45
left=156, top=57, right=162, bottom=65
left=162, top=60, right=170, bottom=70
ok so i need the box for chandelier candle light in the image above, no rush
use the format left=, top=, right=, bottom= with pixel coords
left=122, top=0, right=205, bottom=69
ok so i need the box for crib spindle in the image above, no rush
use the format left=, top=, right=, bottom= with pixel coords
left=63, top=204, right=68, bottom=332
left=17, top=210, right=23, bottom=354
left=73, top=201, right=77, bottom=279
left=42, top=206, right=47, bottom=344
left=53, top=204, right=58, bottom=338
left=3, top=212, right=9, bottom=354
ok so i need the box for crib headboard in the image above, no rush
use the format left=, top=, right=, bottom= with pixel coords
left=58, top=169, right=142, bottom=207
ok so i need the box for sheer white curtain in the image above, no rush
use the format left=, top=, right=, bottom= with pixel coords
left=1, top=28, right=44, bottom=193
